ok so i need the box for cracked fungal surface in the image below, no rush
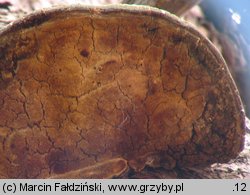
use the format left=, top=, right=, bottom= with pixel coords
left=0, top=6, right=246, bottom=178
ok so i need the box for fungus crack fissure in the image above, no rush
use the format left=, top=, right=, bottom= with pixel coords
left=0, top=13, right=243, bottom=178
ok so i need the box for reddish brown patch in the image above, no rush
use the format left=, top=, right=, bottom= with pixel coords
left=80, top=49, right=89, bottom=57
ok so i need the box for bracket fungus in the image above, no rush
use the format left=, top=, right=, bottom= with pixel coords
left=0, top=5, right=246, bottom=178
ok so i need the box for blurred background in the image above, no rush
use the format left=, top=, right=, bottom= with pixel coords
left=0, top=0, right=250, bottom=118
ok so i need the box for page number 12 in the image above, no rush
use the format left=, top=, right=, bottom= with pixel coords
left=234, top=183, right=247, bottom=192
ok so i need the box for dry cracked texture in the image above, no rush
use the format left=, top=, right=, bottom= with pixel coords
left=0, top=6, right=246, bottom=178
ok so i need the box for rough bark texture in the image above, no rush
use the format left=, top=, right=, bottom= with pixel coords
left=0, top=5, right=245, bottom=178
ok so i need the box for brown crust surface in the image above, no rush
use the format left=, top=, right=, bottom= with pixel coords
left=0, top=5, right=245, bottom=178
